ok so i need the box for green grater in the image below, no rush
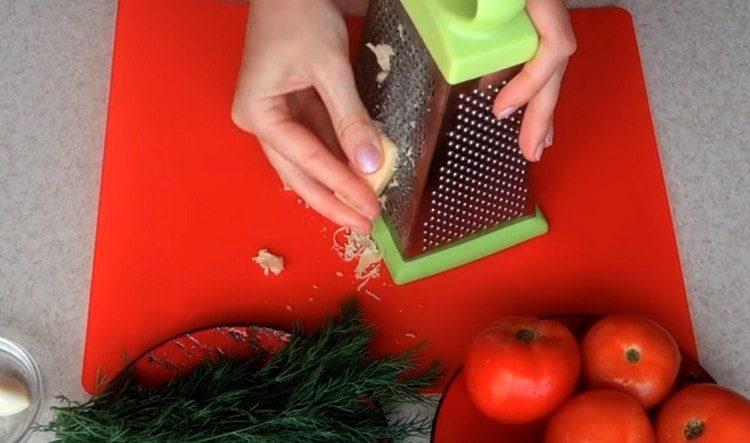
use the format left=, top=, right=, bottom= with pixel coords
left=354, top=0, right=549, bottom=285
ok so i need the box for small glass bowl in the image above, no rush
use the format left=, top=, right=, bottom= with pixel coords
left=0, top=337, right=43, bottom=443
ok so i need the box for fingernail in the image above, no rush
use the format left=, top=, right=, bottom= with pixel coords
left=352, top=220, right=372, bottom=234
left=495, top=107, right=516, bottom=120
left=534, top=141, right=545, bottom=161
left=544, top=127, right=554, bottom=148
left=355, top=143, right=381, bottom=174
left=352, top=198, right=378, bottom=221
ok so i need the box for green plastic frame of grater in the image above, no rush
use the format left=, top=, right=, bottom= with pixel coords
left=401, top=0, right=539, bottom=85
left=373, top=207, right=548, bottom=285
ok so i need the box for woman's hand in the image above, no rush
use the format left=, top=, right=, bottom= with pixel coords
left=493, top=0, right=576, bottom=162
left=233, top=0, right=574, bottom=233
left=232, top=0, right=378, bottom=233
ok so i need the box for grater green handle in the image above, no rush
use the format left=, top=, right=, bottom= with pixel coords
left=401, top=0, right=539, bottom=85
left=439, top=0, right=527, bottom=31
left=475, top=0, right=526, bottom=28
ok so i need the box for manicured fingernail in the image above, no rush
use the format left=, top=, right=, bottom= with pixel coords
left=495, top=107, right=516, bottom=120
left=544, top=127, right=554, bottom=148
left=352, top=220, right=372, bottom=234
left=534, top=141, right=545, bottom=161
left=352, top=198, right=378, bottom=221
left=355, top=143, right=381, bottom=174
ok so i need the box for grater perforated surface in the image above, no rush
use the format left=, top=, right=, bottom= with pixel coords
left=420, top=84, right=531, bottom=254
left=355, top=0, right=444, bottom=249
left=355, top=0, right=534, bottom=259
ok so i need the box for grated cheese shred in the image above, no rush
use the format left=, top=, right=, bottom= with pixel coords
left=332, top=227, right=383, bottom=290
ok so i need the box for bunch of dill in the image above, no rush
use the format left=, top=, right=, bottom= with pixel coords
left=40, top=301, right=440, bottom=442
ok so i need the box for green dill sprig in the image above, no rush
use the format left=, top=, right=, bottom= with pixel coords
left=39, top=301, right=440, bottom=442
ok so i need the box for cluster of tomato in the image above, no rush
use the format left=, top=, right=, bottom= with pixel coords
left=464, top=314, right=750, bottom=442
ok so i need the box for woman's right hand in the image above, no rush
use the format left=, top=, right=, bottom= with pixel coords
left=232, top=0, right=380, bottom=233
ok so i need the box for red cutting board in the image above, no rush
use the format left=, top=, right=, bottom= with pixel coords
left=83, top=1, right=695, bottom=393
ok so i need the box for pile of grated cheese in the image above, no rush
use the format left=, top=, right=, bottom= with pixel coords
left=332, top=227, right=383, bottom=291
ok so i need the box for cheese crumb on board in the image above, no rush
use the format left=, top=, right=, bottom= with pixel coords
left=366, top=43, right=394, bottom=83
left=252, top=249, right=284, bottom=276
left=0, top=374, right=30, bottom=417
left=297, top=198, right=310, bottom=209
left=365, top=289, right=381, bottom=301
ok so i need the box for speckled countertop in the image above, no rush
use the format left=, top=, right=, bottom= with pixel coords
left=1, top=1, right=748, bottom=441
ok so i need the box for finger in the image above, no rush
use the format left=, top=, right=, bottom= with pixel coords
left=287, top=89, right=343, bottom=157
left=259, top=141, right=295, bottom=191
left=312, top=57, right=383, bottom=176
left=262, top=143, right=373, bottom=232
left=253, top=100, right=380, bottom=220
left=518, top=66, right=564, bottom=161
left=493, top=0, right=575, bottom=119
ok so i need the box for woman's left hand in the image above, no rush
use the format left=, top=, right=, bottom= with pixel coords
left=492, top=0, right=577, bottom=162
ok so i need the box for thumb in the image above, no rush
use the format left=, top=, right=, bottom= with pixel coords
left=313, top=58, right=382, bottom=175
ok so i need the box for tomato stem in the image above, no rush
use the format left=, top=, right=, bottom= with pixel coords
left=514, top=328, right=536, bottom=342
left=625, top=348, right=641, bottom=364
left=683, top=419, right=705, bottom=439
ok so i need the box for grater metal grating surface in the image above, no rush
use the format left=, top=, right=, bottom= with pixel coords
left=422, top=86, right=530, bottom=253
left=355, top=0, right=534, bottom=260
left=355, top=0, right=444, bottom=247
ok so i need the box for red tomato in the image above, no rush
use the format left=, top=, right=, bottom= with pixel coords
left=656, top=384, right=750, bottom=442
left=545, top=389, right=655, bottom=443
left=582, top=314, right=681, bottom=408
left=464, top=317, right=580, bottom=424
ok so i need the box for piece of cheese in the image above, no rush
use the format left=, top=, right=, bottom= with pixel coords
left=366, top=43, right=394, bottom=83
left=365, top=132, right=398, bottom=195
left=336, top=132, right=398, bottom=209
left=252, top=249, right=284, bottom=276
left=0, top=374, right=30, bottom=417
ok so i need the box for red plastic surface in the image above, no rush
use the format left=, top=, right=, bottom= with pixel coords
left=83, top=2, right=695, bottom=393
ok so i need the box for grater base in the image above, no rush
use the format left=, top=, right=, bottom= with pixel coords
left=373, top=207, right=548, bottom=285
